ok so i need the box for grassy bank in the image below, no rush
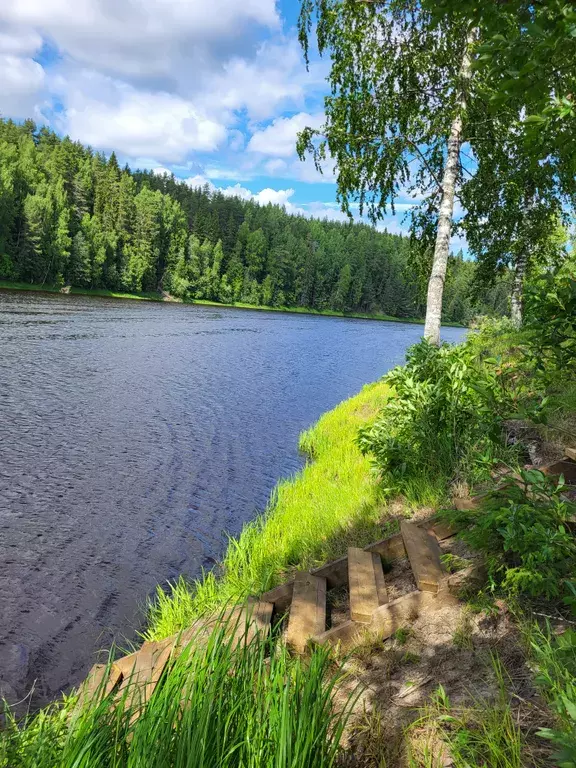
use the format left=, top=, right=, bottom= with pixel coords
left=0, top=278, right=466, bottom=326
left=146, top=379, right=393, bottom=640
left=0, top=280, right=162, bottom=302
left=0, top=614, right=351, bottom=768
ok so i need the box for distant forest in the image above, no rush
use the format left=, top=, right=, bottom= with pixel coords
left=0, top=118, right=507, bottom=321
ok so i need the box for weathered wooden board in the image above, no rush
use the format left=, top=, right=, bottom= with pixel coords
left=348, top=547, right=379, bottom=622
left=286, top=572, right=326, bottom=653
left=372, top=552, right=388, bottom=606
left=401, top=521, right=444, bottom=593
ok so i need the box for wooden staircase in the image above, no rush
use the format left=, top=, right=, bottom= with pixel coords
left=78, top=445, right=576, bottom=717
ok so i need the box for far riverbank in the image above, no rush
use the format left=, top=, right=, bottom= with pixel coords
left=0, top=279, right=465, bottom=327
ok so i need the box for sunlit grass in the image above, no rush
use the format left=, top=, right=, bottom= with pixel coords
left=146, top=381, right=392, bottom=640
left=0, top=614, right=352, bottom=768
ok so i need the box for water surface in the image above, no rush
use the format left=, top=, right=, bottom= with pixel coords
left=0, top=290, right=464, bottom=703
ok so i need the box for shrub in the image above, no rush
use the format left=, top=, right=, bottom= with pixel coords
left=526, top=622, right=576, bottom=767
left=357, top=340, right=517, bottom=503
left=444, top=469, right=576, bottom=604
left=524, top=258, right=576, bottom=376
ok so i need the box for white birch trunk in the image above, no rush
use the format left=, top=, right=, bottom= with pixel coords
left=423, top=32, right=475, bottom=345
left=510, top=249, right=527, bottom=328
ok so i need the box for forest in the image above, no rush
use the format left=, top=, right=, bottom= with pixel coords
left=0, top=118, right=504, bottom=324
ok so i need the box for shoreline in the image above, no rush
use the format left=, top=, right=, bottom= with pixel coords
left=0, top=279, right=465, bottom=327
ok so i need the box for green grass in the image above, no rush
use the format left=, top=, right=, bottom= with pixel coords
left=0, top=279, right=162, bottom=302
left=521, top=619, right=576, bottom=766
left=145, top=380, right=393, bottom=641
left=407, top=656, right=525, bottom=768
left=0, top=613, right=353, bottom=768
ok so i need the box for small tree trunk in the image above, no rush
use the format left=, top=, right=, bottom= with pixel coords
left=510, top=249, right=527, bottom=328
left=423, top=31, right=475, bottom=345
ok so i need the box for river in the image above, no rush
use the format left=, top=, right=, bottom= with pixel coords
left=0, top=289, right=465, bottom=704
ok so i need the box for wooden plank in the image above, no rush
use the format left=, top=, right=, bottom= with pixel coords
left=565, top=447, right=576, bottom=462
left=401, top=521, right=444, bottom=593
left=366, top=532, right=406, bottom=561
left=372, top=587, right=457, bottom=636
left=314, top=587, right=457, bottom=649
left=312, top=555, right=348, bottom=589
left=115, top=640, right=174, bottom=710
left=78, top=662, right=122, bottom=707
left=230, top=599, right=274, bottom=645
left=542, top=459, right=576, bottom=484
left=260, top=582, right=294, bottom=613
left=348, top=547, right=379, bottom=622
left=452, top=498, right=479, bottom=512
left=372, top=552, right=388, bottom=605
left=286, top=571, right=326, bottom=653
left=312, top=620, right=361, bottom=647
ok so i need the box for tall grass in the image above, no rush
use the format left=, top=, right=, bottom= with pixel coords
left=146, top=381, right=392, bottom=640
left=407, top=656, right=525, bottom=768
left=522, top=621, right=576, bottom=766
left=0, top=615, right=354, bottom=768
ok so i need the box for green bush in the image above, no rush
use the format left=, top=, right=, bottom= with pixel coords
left=524, top=258, right=576, bottom=376
left=445, top=469, right=576, bottom=604
left=357, top=339, right=517, bottom=503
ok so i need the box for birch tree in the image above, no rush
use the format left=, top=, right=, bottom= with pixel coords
left=298, top=0, right=477, bottom=344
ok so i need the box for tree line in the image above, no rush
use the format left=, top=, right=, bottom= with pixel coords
left=0, top=118, right=504, bottom=323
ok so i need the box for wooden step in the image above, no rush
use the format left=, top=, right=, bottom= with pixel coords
left=565, top=447, right=576, bottom=462
left=400, top=521, right=444, bottom=593
left=77, top=661, right=122, bottom=707
left=348, top=547, right=380, bottom=622
left=372, top=553, right=388, bottom=606
left=542, top=458, right=576, bottom=484
left=286, top=571, right=326, bottom=653
left=313, top=587, right=458, bottom=648
left=115, top=639, right=174, bottom=710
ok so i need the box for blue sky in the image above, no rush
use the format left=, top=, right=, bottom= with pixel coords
left=0, top=0, right=463, bottom=242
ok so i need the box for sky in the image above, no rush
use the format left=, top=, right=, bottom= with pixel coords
left=0, top=0, right=463, bottom=242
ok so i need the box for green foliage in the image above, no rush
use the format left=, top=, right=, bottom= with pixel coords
left=446, top=470, right=576, bottom=604
left=527, top=623, right=576, bottom=767
left=357, top=339, right=516, bottom=502
left=523, top=257, right=576, bottom=375
left=0, top=117, right=484, bottom=321
left=0, top=615, right=352, bottom=768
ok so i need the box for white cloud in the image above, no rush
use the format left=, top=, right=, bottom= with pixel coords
left=205, top=38, right=325, bottom=122
left=55, top=71, right=227, bottom=162
left=0, top=54, right=45, bottom=119
left=0, top=25, right=42, bottom=56
left=0, top=0, right=280, bottom=80
left=247, top=112, right=323, bottom=156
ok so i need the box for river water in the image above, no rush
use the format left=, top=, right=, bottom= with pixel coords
left=0, top=289, right=464, bottom=704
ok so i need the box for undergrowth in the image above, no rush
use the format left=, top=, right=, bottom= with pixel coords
left=407, top=656, right=525, bottom=768
left=0, top=614, right=353, bottom=768
left=357, top=337, right=523, bottom=505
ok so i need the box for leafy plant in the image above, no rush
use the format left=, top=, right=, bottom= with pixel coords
left=358, top=339, right=518, bottom=502
left=523, top=258, right=576, bottom=376
left=444, top=469, right=576, bottom=604
left=525, top=622, right=576, bottom=767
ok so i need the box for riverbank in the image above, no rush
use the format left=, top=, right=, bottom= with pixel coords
left=146, top=379, right=393, bottom=640
left=3, top=313, right=575, bottom=766
left=0, top=279, right=465, bottom=327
